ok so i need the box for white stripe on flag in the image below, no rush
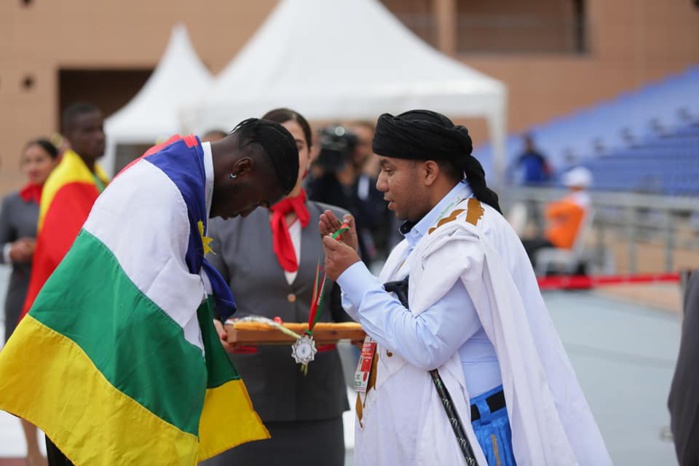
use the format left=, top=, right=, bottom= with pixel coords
left=83, top=160, right=205, bottom=352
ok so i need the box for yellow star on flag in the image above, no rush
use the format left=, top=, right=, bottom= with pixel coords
left=198, top=220, right=215, bottom=255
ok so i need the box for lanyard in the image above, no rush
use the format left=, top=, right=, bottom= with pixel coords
left=291, top=223, right=350, bottom=374
left=307, top=223, right=350, bottom=336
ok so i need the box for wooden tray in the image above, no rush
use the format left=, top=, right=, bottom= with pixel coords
left=225, top=321, right=365, bottom=346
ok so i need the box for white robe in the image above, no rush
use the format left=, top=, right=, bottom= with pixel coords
left=353, top=198, right=611, bottom=466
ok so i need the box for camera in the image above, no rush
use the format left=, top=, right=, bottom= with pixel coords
left=314, top=125, right=358, bottom=173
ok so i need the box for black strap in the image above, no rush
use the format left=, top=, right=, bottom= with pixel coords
left=383, top=276, right=409, bottom=308
left=429, top=369, right=479, bottom=465
left=471, top=389, right=506, bottom=422
left=384, top=277, right=479, bottom=465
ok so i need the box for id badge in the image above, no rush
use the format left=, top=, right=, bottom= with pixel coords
left=354, top=336, right=377, bottom=393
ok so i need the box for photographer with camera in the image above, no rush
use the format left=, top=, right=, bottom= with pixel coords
left=306, top=124, right=387, bottom=268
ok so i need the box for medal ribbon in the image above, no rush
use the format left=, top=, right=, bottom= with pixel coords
left=306, top=223, right=350, bottom=337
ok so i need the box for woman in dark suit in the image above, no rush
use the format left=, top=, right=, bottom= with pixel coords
left=203, top=109, right=351, bottom=466
left=0, top=138, right=59, bottom=466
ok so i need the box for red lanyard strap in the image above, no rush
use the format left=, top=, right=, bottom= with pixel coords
left=307, top=223, right=350, bottom=336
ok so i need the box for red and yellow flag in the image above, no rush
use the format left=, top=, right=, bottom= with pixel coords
left=21, top=150, right=109, bottom=317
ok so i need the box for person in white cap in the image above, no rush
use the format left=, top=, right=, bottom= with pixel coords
left=522, top=166, right=593, bottom=267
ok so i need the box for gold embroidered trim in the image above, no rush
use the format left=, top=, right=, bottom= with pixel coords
left=465, top=198, right=484, bottom=226
left=356, top=393, right=364, bottom=427
left=428, top=209, right=466, bottom=234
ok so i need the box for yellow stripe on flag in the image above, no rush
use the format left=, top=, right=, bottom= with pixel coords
left=0, top=316, right=200, bottom=465
left=38, top=150, right=109, bottom=229
left=198, top=379, right=270, bottom=461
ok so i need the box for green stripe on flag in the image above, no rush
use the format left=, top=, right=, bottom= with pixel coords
left=30, top=229, right=214, bottom=436
left=197, top=296, right=243, bottom=389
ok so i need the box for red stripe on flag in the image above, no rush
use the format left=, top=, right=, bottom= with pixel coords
left=143, top=135, right=182, bottom=156
left=22, top=182, right=102, bottom=317
left=115, top=135, right=185, bottom=178
left=183, top=134, right=198, bottom=147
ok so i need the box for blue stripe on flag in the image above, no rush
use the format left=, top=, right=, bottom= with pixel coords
left=143, top=136, right=237, bottom=318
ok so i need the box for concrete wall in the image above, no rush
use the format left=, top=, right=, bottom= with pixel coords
left=0, top=0, right=276, bottom=191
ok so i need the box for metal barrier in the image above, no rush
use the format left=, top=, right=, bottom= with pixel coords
left=501, top=187, right=699, bottom=274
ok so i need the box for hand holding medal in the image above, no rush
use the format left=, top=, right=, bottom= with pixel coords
left=319, top=211, right=361, bottom=282
left=223, top=211, right=362, bottom=374
left=292, top=218, right=351, bottom=374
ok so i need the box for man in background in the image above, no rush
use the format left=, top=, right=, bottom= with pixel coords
left=347, top=121, right=394, bottom=263
left=21, top=102, right=109, bottom=318
left=510, top=134, right=553, bottom=234
left=511, top=133, right=552, bottom=187
left=307, top=123, right=389, bottom=268
left=521, top=166, right=593, bottom=269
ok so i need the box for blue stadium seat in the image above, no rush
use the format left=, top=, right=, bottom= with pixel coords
left=477, top=65, right=699, bottom=194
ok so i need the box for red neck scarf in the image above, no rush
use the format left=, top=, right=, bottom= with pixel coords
left=270, top=190, right=310, bottom=272
left=19, top=183, right=43, bottom=205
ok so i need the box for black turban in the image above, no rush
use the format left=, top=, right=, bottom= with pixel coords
left=372, top=110, right=501, bottom=214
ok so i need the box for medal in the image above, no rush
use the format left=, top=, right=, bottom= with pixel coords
left=291, top=334, right=318, bottom=367
left=293, top=222, right=350, bottom=374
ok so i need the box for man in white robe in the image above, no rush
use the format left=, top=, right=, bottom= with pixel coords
left=320, top=110, right=611, bottom=466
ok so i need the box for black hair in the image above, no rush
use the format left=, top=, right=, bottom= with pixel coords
left=232, top=118, right=299, bottom=195
left=62, top=102, right=101, bottom=134
left=25, top=138, right=59, bottom=159
left=433, top=123, right=502, bottom=215
left=262, top=108, right=313, bottom=150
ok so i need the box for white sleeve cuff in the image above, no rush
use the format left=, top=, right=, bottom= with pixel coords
left=3, top=243, right=12, bottom=264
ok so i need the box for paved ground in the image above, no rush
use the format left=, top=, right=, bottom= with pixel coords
left=545, top=288, right=679, bottom=466
left=597, top=282, right=683, bottom=314
left=0, top=274, right=683, bottom=465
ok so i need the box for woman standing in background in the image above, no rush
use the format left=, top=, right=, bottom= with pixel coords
left=203, top=108, right=351, bottom=466
left=0, top=138, right=59, bottom=466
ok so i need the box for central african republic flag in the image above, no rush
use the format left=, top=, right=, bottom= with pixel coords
left=0, top=135, right=268, bottom=465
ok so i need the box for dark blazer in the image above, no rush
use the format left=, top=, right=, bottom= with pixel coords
left=669, top=270, right=699, bottom=466
left=207, top=201, right=351, bottom=422
left=0, top=192, right=39, bottom=342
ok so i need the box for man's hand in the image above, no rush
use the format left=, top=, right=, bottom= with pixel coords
left=322, top=234, right=361, bottom=281
left=319, top=210, right=359, bottom=253
left=9, top=237, right=35, bottom=263
left=213, top=319, right=236, bottom=353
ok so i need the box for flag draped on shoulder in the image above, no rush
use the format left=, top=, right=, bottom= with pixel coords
left=0, top=136, right=268, bottom=465
left=21, top=149, right=109, bottom=317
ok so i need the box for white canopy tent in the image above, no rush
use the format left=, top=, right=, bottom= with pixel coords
left=184, top=0, right=507, bottom=184
left=102, top=23, right=213, bottom=176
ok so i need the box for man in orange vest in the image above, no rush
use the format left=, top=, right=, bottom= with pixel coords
left=522, top=166, right=592, bottom=267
